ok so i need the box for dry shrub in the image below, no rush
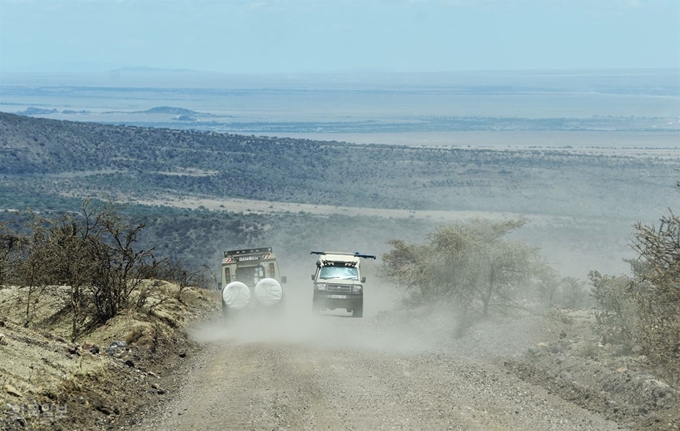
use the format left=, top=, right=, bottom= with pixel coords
left=631, top=212, right=680, bottom=385
left=545, top=308, right=574, bottom=325
left=125, top=324, right=158, bottom=351
left=589, top=271, right=637, bottom=348
left=574, top=341, right=600, bottom=360
left=593, top=210, right=680, bottom=386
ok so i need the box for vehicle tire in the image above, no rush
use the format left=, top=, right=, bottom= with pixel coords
left=352, top=304, right=363, bottom=318
left=222, top=281, right=251, bottom=310
left=312, top=299, right=321, bottom=315
left=254, top=278, right=283, bottom=307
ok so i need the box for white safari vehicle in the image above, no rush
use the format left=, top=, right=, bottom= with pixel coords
left=311, top=251, right=376, bottom=318
left=221, top=247, right=287, bottom=319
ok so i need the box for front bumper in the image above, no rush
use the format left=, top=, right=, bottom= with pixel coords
left=313, top=291, right=363, bottom=310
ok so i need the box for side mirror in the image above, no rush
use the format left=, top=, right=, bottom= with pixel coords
left=281, top=276, right=287, bottom=284
left=311, top=274, right=315, bottom=281
left=361, top=276, right=366, bottom=283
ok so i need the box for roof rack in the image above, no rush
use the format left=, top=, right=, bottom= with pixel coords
left=224, top=247, right=273, bottom=258
left=310, top=251, right=376, bottom=260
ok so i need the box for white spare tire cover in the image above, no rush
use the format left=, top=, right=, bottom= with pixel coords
left=254, top=278, right=283, bottom=306
left=222, top=282, right=251, bottom=310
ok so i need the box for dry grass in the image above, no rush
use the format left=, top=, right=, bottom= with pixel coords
left=0, top=282, right=219, bottom=430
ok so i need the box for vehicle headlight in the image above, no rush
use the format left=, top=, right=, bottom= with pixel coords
left=352, top=285, right=363, bottom=293
left=315, top=283, right=327, bottom=290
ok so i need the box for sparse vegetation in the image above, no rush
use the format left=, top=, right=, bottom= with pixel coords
left=0, top=110, right=678, bottom=429
left=1, top=112, right=677, bottom=221
left=589, top=271, right=636, bottom=348
left=0, top=200, right=205, bottom=340
left=631, top=210, right=680, bottom=384
left=591, top=185, right=680, bottom=386
left=0, top=222, right=22, bottom=287
left=0, top=280, right=218, bottom=431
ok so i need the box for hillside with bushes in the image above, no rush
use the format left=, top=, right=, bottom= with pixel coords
left=1, top=112, right=677, bottom=220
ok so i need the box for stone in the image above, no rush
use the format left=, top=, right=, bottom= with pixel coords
left=3, top=384, right=22, bottom=398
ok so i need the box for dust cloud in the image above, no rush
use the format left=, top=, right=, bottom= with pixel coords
left=188, top=263, right=457, bottom=355
left=189, top=262, right=553, bottom=360
left=191, top=216, right=615, bottom=360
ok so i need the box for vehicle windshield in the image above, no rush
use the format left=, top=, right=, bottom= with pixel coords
left=319, top=266, right=358, bottom=280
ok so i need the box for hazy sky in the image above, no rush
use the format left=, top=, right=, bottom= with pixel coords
left=1, top=0, right=678, bottom=73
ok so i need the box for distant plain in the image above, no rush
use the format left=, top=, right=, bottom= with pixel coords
left=2, top=69, right=678, bottom=127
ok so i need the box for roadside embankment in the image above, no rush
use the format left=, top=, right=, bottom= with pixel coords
left=0, top=283, right=219, bottom=431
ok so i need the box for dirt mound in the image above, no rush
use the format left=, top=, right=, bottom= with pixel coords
left=371, top=305, right=679, bottom=430
left=506, top=310, right=680, bottom=431
left=0, top=283, right=219, bottom=430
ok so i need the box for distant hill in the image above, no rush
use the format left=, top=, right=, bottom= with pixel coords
left=0, top=112, right=677, bottom=221
left=16, top=107, right=58, bottom=116
left=133, top=106, right=200, bottom=115
left=61, top=109, right=91, bottom=115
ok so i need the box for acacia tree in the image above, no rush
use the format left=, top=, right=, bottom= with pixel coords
left=430, top=219, right=540, bottom=317
left=382, top=218, right=543, bottom=332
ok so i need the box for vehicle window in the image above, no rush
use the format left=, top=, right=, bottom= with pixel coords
left=319, top=266, right=358, bottom=280
left=235, top=266, right=264, bottom=286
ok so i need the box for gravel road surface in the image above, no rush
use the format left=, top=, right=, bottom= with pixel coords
left=133, top=310, right=625, bottom=431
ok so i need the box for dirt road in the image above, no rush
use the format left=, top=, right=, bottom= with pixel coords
left=132, top=310, right=624, bottom=431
